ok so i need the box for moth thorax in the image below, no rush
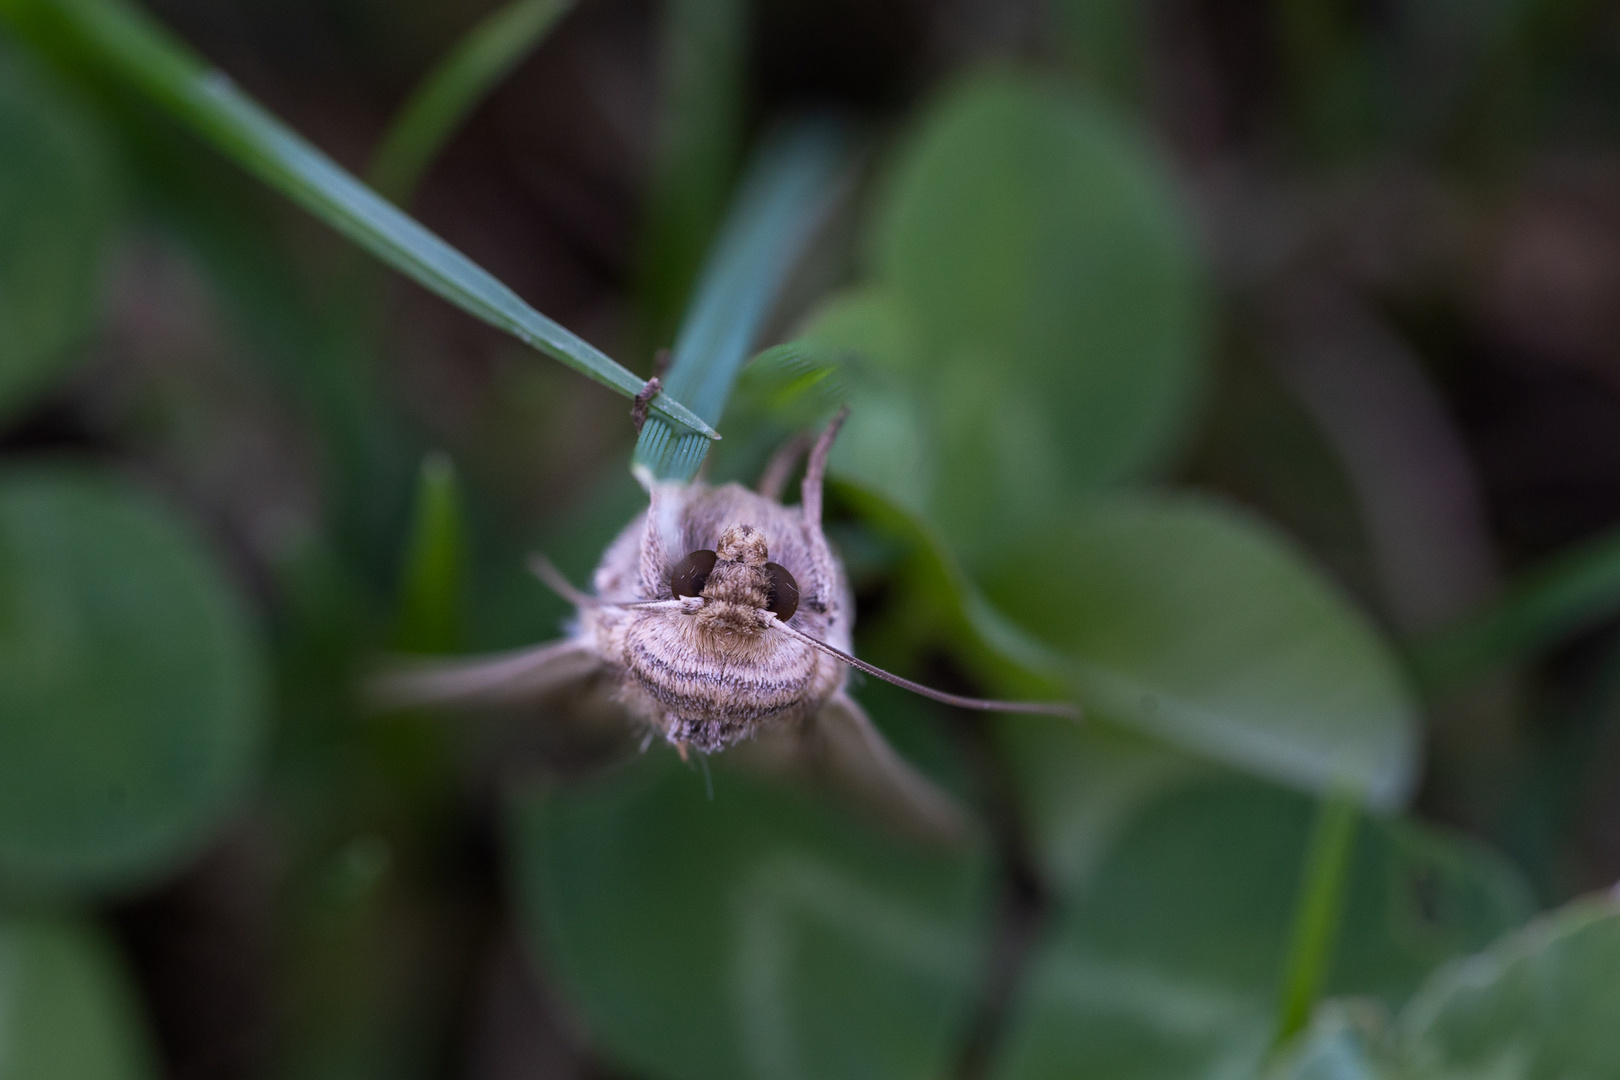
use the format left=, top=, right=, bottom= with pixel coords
left=715, top=523, right=768, bottom=566
left=694, top=525, right=772, bottom=633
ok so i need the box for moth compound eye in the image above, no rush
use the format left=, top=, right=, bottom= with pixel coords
left=765, top=562, right=799, bottom=621
left=670, top=549, right=718, bottom=598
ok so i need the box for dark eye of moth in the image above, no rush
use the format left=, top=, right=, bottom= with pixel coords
left=670, top=549, right=718, bottom=598
left=765, top=562, right=799, bottom=621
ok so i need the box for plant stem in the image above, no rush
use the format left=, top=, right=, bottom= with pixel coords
left=1273, top=784, right=1360, bottom=1047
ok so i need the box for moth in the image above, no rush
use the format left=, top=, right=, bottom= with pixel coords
left=372, top=409, right=1075, bottom=840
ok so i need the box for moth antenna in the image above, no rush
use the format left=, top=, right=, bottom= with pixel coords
left=801, top=405, right=849, bottom=529
left=527, top=553, right=691, bottom=612
left=757, top=431, right=813, bottom=501
left=767, top=615, right=1080, bottom=719
left=528, top=553, right=599, bottom=607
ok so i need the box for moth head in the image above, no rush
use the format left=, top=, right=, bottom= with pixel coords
left=715, top=524, right=768, bottom=566
left=670, top=524, right=799, bottom=628
left=525, top=546, right=1077, bottom=720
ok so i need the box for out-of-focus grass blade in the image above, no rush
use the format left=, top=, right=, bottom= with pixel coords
left=0, top=0, right=715, bottom=440
left=636, top=0, right=747, bottom=347
left=392, top=452, right=466, bottom=655
left=733, top=340, right=849, bottom=417
left=1412, top=525, right=1620, bottom=695
left=369, top=0, right=573, bottom=205
left=1272, top=785, right=1360, bottom=1048
left=634, top=119, right=851, bottom=481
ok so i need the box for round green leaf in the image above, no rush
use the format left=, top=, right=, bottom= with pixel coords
left=0, top=916, right=159, bottom=1080
left=981, top=495, right=1420, bottom=807
left=509, top=753, right=993, bottom=1080
left=799, top=288, right=936, bottom=516
left=991, top=778, right=1533, bottom=1080
left=873, top=72, right=1206, bottom=558
left=0, top=467, right=266, bottom=896
left=1399, top=897, right=1620, bottom=1078
left=0, top=50, right=119, bottom=423
left=1275, top=898, right=1620, bottom=1079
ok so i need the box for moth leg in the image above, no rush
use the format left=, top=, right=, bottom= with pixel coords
left=796, top=406, right=850, bottom=621
left=367, top=638, right=603, bottom=711
left=756, top=431, right=812, bottom=501
left=629, top=347, right=671, bottom=433
left=636, top=476, right=687, bottom=597
left=629, top=376, right=661, bottom=433
left=807, top=691, right=969, bottom=845
left=800, top=405, right=849, bottom=529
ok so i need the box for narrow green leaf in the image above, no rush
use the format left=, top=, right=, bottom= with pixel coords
left=391, top=452, right=466, bottom=654
left=0, top=0, right=715, bottom=439
left=1274, top=786, right=1361, bottom=1046
left=635, top=0, right=748, bottom=345
left=369, top=0, right=574, bottom=204
left=0, top=916, right=160, bottom=1080
left=1412, top=524, right=1620, bottom=695
left=634, top=119, right=850, bottom=480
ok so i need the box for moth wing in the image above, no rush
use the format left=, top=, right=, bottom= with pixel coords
left=367, top=638, right=604, bottom=711
left=807, top=692, right=969, bottom=845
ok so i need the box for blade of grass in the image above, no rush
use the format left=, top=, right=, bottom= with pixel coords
left=1411, top=525, right=1620, bottom=695
left=634, top=118, right=851, bottom=480
left=392, top=452, right=466, bottom=654
left=0, top=0, right=715, bottom=440
left=369, top=0, right=573, bottom=205
left=1272, top=784, right=1360, bottom=1049
left=635, top=0, right=747, bottom=348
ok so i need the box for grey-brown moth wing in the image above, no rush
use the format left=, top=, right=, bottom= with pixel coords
left=367, top=638, right=603, bottom=710
left=805, top=692, right=969, bottom=845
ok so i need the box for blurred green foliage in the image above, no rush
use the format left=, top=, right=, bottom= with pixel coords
left=0, top=45, right=118, bottom=422
left=0, top=468, right=264, bottom=899
left=1268, top=898, right=1620, bottom=1079
left=992, top=778, right=1532, bottom=1079
left=1, top=0, right=1620, bottom=1077
left=0, top=918, right=158, bottom=1080
left=390, top=453, right=466, bottom=654
left=513, top=750, right=992, bottom=1080
left=368, top=0, right=575, bottom=205
left=871, top=74, right=1206, bottom=557
left=980, top=496, right=1417, bottom=805
left=0, top=0, right=715, bottom=438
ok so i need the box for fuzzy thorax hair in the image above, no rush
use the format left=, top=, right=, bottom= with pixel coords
left=584, top=484, right=850, bottom=753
